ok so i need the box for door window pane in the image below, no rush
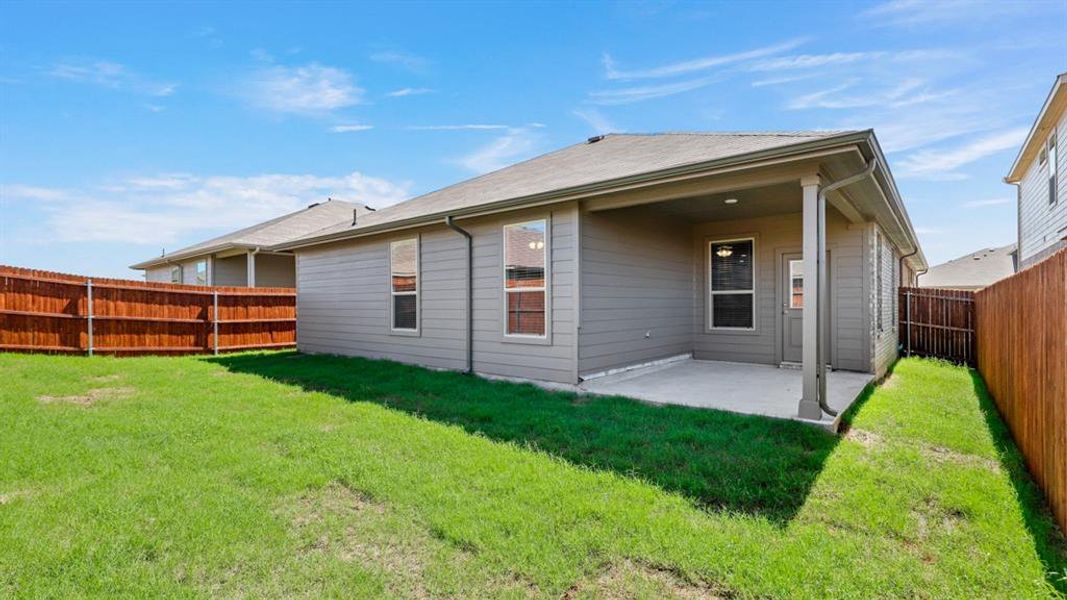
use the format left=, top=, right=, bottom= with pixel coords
left=789, top=260, right=804, bottom=308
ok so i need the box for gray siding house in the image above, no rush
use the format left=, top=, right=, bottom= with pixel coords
left=131, top=199, right=368, bottom=287
left=1007, top=73, right=1066, bottom=269
left=276, top=131, right=926, bottom=421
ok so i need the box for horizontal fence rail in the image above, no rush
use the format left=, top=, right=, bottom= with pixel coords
left=0, top=265, right=295, bottom=356
left=975, top=249, right=1066, bottom=533
left=899, top=287, right=976, bottom=365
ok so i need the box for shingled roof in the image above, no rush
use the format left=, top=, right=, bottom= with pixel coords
left=919, top=244, right=1018, bottom=290
left=131, top=199, right=366, bottom=269
left=280, top=131, right=860, bottom=249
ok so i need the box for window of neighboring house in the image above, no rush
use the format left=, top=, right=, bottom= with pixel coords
left=170, top=265, right=181, bottom=283
left=390, top=238, right=419, bottom=331
left=504, top=219, right=547, bottom=337
left=194, top=260, right=208, bottom=285
left=1049, top=132, right=1058, bottom=206
left=708, top=238, right=755, bottom=330
left=877, top=234, right=884, bottom=332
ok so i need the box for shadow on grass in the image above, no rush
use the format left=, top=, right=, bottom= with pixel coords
left=209, top=351, right=842, bottom=524
left=967, top=371, right=1067, bottom=594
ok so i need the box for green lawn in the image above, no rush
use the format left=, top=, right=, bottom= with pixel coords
left=0, top=352, right=1063, bottom=598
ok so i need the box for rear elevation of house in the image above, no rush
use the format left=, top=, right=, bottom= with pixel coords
left=276, top=131, right=926, bottom=419
left=130, top=199, right=368, bottom=287
left=1007, top=72, right=1066, bottom=268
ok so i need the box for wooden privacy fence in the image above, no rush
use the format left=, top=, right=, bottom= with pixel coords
left=0, top=265, right=295, bottom=355
left=975, top=249, right=1066, bottom=533
left=898, top=287, right=976, bottom=365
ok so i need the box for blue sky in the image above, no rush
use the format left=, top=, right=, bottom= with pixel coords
left=1, top=1, right=1064, bottom=278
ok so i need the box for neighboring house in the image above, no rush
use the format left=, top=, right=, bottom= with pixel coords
left=918, top=244, right=1018, bottom=290
left=130, top=199, right=368, bottom=287
left=1006, top=72, right=1066, bottom=269
left=274, top=131, right=926, bottom=421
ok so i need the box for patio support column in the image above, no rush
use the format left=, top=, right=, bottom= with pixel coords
left=799, top=175, right=823, bottom=420
left=246, top=251, right=256, bottom=287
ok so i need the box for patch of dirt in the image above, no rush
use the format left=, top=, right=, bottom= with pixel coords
left=0, top=490, right=32, bottom=505
left=845, top=428, right=884, bottom=449
left=562, top=560, right=732, bottom=600
left=37, top=386, right=135, bottom=407
left=920, top=444, right=1001, bottom=472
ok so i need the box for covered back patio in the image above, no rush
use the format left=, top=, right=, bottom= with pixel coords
left=572, top=134, right=915, bottom=429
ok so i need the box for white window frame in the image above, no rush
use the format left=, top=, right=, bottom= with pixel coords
left=169, top=265, right=181, bottom=284
left=707, top=236, right=757, bottom=332
left=389, top=237, right=419, bottom=334
left=194, top=259, right=209, bottom=286
left=502, top=218, right=549, bottom=341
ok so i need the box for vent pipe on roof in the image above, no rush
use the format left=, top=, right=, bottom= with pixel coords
left=352, top=208, right=359, bottom=226
left=587, top=135, right=605, bottom=144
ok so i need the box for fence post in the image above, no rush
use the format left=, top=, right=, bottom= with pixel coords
left=212, top=290, right=219, bottom=356
left=905, top=289, right=911, bottom=357
left=86, top=278, right=94, bottom=356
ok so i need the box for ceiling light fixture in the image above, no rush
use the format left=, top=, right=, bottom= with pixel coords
left=724, top=198, right=739, bottom=205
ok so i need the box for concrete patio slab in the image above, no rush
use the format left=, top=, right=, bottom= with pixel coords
left=579, top=359, right=873, bottom=432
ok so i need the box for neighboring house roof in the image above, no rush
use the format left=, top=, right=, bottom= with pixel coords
left=131, top=199, right=365, bottom=269
left=918, top=244, right=1018, bottom=290
left=1006, top=72, right=1066, bottom=184
left=279, top=130, right=886, bottom=245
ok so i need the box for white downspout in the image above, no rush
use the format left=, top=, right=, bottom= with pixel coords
left=247, top=247, right=261, bottom=287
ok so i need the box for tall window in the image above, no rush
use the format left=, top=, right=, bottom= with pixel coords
left=1049, top=132, right=1058, bottom=206
left=709, top=238, right=755, bottom=329
left=194, top=260, right=208, bottom=285
left=504, top=220, right=547, bottom=337
left=390, top=238, right=418, bottom=331
left=170, top=266, right=181, bottom=283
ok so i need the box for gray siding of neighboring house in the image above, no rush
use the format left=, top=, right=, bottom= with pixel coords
left=144, top=265, right=173, bottom=283
left=1019, top=110, right=1067, bottom=268
left=690, top=209, right=870, bottom=372
left=578, top=209, right=694, bottom=375
left=144, top=259, right=208, bottom=284
left=295, top=204, right=578, bottom=384
left=254, top=254, right=296, bottom=287
left=213, top=255, right=248, bottom=286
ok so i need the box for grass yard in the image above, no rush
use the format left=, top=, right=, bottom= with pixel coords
left=1, top=352, right=1064, bottom=598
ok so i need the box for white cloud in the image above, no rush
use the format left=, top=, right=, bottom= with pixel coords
left=4, top=171, right=411, bottom=244
left=863, top=0, right=1034, bottom=27
left=588, top=74, right=722, bottom=105
left=573, top=108, right=619, bottom=134
left=370, top=50, right=429, bottom=72
left=748, top=51, right=882, bottom=72
left=49, top=59, right=176, bottom=96
left=330, top=124, right=374, bottom=133
left=961, top=198, right=1013, bottom=208
left=386, top=87, right=433, bottom=97
left=454, top=127, right=543, bottom=174
left=406, top=124, right=509, bottom=131
left=603, top=38, right=804, bottom=80
left=786, top=79, right=950, bottom=110
left=243, top=63, right=362, bottom=115
left=895, top=127, right=1028, bottom=180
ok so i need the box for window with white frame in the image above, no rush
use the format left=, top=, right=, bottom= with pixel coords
left=390, top=238, right=418, bottom=331
left=708, top=238, right=755, bottom=330
left=1049, top=131, right=1058, bottom=206
left=503, top=219, right=547, bottom=337
left=169, top=265, right=181, bottom=283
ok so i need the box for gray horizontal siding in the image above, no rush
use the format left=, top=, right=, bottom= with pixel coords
left=1019, top=110, right=1067, bottom=266
left=295, top=204, right=577, bottom=383
left=691, top=209, right=870, bottom=372
left=578, top=209, right=694, bottom=375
